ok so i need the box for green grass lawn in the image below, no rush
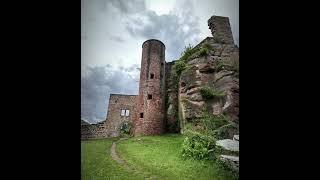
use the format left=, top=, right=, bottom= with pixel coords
left=81, top=134, right=236, bottom=180
left=81, top=138, right=145, bottom=180
left=117, top=134, right=236, bottom=180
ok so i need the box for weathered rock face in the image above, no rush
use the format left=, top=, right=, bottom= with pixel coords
left=178, top=38, right=239, bottom=136
left=216, top=139, right=239, bottom=152
left=208, top=16, right=234, bottom=44
left=165, top=62, right=179, bottom=132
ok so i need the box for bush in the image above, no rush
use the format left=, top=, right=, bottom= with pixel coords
left=200, top=86, right=225, bottom=100
left=179, top=44, right=199, bottom=62
left=212, top=122, right=238, bottom=139
left=202, top=42, right=212, bottom=50
left=181, top=114, right=230, bottom=160
left=174, top=60, right=187, bottom=76
left=120, top=122, right=131, bottom=135
left=215, top=56, right=239, bottom=74
left=174, top=43, right=213, bottom=77
left=231, top=57, right=239, bottom=78
left=181, top=130, right=216, bottom=160
left=200, top=113, right=230, bottom=133
left=197, top=47, right=209, bottom=57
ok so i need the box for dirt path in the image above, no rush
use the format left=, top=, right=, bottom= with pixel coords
left=110, top=139, right=157, bottom=180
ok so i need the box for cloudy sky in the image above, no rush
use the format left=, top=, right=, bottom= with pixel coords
left=81, top=0, right=239, bottom=124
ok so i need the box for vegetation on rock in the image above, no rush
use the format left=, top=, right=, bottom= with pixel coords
left=213, top=35, right=226, bottom=44
left=200, top=86, right=225, bottom=100
left=214, top=55, right=239, bottom=76
left=173, top=42, right=212, bottom=77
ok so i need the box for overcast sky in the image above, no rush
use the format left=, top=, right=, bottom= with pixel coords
left=81, top=0, right=239, bottom=124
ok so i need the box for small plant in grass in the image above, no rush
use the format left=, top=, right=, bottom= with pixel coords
left=200, top=86, right=225, bottom=100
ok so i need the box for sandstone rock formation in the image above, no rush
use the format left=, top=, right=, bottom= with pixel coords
left=174, top=18, right=239, bottom=137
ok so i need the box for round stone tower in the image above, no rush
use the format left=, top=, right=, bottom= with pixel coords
left=134, top=39, right=166, bottom=136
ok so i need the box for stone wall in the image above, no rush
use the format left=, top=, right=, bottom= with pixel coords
left=105, top=94, right=138, bottom=137
left=81, top=94, right=138, bottom=139
left=81, top=120, right=108, bottom=139
left=134, top=39, right=166, bottom=136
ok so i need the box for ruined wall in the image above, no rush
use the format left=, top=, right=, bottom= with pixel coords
left=105, top=94, right=138, bottom=137
left=81, top=94, right=138, bottom=139
left=81, top=120, right=107, bottom=139
left=134, top=39, right=166, bottom=136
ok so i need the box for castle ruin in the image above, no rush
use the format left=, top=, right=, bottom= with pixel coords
left=81, top=15, right=239, bottom=139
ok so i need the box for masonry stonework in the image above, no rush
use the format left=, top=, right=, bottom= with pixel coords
left=81, top=94, right=138, bottom=139
left=134, top=39, right=166, bottom=136
left=106, top=94, right=138, bottom=137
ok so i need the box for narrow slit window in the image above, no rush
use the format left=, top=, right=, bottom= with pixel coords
left=140, top=113, right=144, bottom=118
left=148, top=94, right=152, bottom=99
left=150, top=73, right=154, bottom=79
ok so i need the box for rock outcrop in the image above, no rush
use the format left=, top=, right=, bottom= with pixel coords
left=178, top=37, right=239, bottom=137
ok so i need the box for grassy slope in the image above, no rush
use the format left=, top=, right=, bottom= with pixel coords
left=81, top=138, right=145, bottom=180
left=117, top=134, right=235, bottom=180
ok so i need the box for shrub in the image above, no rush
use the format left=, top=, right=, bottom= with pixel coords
left=120, top=122, right=131, bottom=135
left=231, top=57, right=239, bottom=78
left=181, top=130, right=216, bottom=160
left=174, top=60, right=187, bottom=76
left=181, top=114, right=230, bottom=160
left=197, top=47, right=209, bottom=57
left=215, top=60, right=224, bottom=71
left=200, top=86, right=225, bottom=100
left=212, top=122, right=238, bottom=140
left=174, top=43, right=213, bottom=77
left=215, top=56, right=239, bottom=74
left=200, top=113, right=230, bottom=133
left=202, top=42, right=212, bottom=50
left=179, top=44, right=199, bottom=62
